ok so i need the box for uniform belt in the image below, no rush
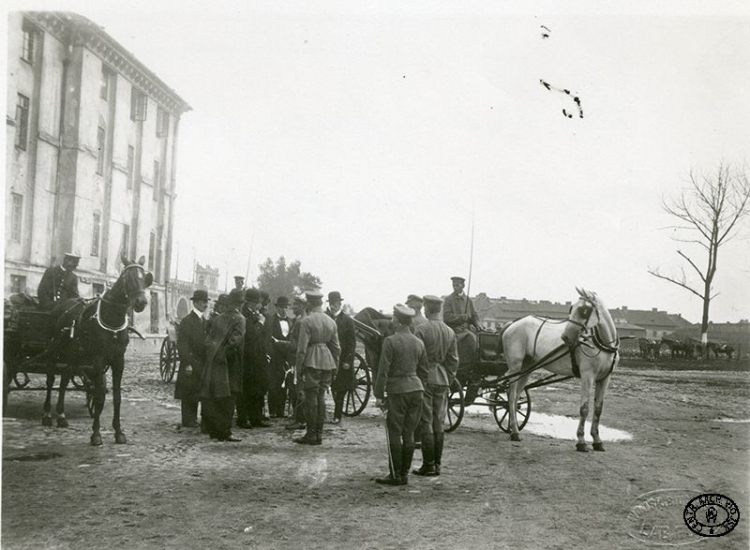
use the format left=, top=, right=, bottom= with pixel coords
left=308, top=342, right=328, bottom=347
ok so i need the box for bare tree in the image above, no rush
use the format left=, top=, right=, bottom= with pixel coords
left=649, top=163, right=750, bottom=354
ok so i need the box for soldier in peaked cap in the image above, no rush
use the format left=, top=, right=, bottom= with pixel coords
left=405, top=294, right=428, bottom=329
left=443, top=276, right=481, bottom=399
left=234, top=276, right=245, bottom=290
left=326, top=291, right=356, bottom=424
left=175, top=289, right=210, bottom=428
left=374, top=305, right=427, bottom=486
left=284, top=295, right=309, bottom=430
left=412, top=295, right=459, bottom=476
left=293, top=290, right=341, bottom=445
left=38, top=252, right=81, bottom=309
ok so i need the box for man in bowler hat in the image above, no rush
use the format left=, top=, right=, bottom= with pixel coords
left=238, top=288, right=270, bottom=428
left=326, top=291, right=357, bottom=424
left=265, top=296, right=294, bottom=418
left=175, top=290, right=210, bottom=428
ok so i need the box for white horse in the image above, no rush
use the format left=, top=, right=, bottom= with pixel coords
left=501, top=288, right=620, bottom=451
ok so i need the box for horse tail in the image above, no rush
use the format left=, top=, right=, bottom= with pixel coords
left=496, top=321, right=514, bottom=356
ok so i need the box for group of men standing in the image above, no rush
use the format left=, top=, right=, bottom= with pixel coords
left=174, top=280, right=357, bottom=444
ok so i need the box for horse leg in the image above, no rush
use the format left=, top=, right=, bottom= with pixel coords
left=55, top=369, right=71, bottom=428
left=591, top=375, right=611, bottom=451
left=90, top=358, right=107, bottom=446
left=508, top=371, right=530, bottom=442
left=111, top=356, right=127, bottom=444
left=576, top=374, right=594, bottom=452
left=43, top=374, right=54, bottom=426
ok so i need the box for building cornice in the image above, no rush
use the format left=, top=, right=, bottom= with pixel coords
left=25, top=11, right=191, bottom=117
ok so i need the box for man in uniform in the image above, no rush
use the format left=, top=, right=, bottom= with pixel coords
left=200, top=288, right=245, bottom=442
left=234, top=276, right=245, bottom=290
left=265, top=296, right=293, bottom=418
left=327, top=291, right=356, bottom=424
left=293, top=290, right=340, bottom=445
left=175, top=289, right=210, bottom=428
left=443, top=276, right=481, bottom=396
left=412, top=295, right=459, bottom=476
left=406, top=294, right=428, bottom=330
left=238, top=288, right=270, bottom=429
left=38, top=253, right=81, bottom=308
left=374, top=304, right=427, bottom=486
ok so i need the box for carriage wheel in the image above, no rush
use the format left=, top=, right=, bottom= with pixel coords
left=490, top=386, right=531, bottom=433
left=13, top=371, right=30, bottom=389
left=70, top=374, right=85, bottom=389
left=159, top=338, right=177, bottom=383
left=443, top=378, right=465, bottom=433
left=343, top=353, right=371, bottom=417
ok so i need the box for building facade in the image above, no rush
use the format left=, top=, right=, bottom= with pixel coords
left=6, top=12, right=190, bottom=333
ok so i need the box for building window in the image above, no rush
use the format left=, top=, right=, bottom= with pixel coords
left=156, top=107, right=169, bottom=137
left=91, top=212, right=101, bottom=257
left=96, top=127, right=106, bottom=175
left=11, top=193, right=23, bottom=242
left=15, top=94, right=30, bottom=151
left=130, top=86, right=147, bottom=121
left=21, top=24, right=34, bottom=63
left=10, top=275, right=27, bottom=294
left=153, top=161, right=160, bottom=201
left=148, top=231, right=156, bottom=270
left=121, top=224, right=130, bottom=259
left=92, top=283, right=105, bottom=296
left=127, top=145, right=134, bottom=189
left=100, top=65, right=111, bottom=101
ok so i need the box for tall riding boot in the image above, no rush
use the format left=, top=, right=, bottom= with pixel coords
left=434, top=432, right=445, bottom=475
left=401, top=445, right=415, bottom=485
left=413, top=433, right=437, bottom=476
left=376, top=441, right=404, bottom=486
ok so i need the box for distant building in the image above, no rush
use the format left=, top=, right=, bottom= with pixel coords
left=166, top=263, right=220, bottom=322
left=6, top=12, right=190, bottom=333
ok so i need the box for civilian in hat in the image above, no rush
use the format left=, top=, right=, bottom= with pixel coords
left=326, top=291, right=357, bottom=424
left=443, top=276, right=481, bottom=398
left=405, top=294, right=428, bottom=329
left=237, top=288, right=270, bottom=428
left=199, top=288, right=246, bottom=442
left=265, top=296, right=294, bottom=418
left=175, top=290, right=210, bottom=428
left=285, top=295, right=308, bottom=430
left=38, top=252, right=81, bottom=309
left=412, top=295, right=459, bottom=476
left=374, top=305, right=427, bottom=486
left=293, top=290, right=341, bottom=445
left=234, top=276, right=245, bottom=290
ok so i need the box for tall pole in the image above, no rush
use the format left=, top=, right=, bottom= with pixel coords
left=465, top=206, right=475, bottom=314
left=245, top=231, right=255, bottom=286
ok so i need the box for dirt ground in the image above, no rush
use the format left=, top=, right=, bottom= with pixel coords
left=3, top=351, right=749, bottom=550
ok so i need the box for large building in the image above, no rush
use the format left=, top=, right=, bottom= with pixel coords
left=6, top=12, right=190, bottom=333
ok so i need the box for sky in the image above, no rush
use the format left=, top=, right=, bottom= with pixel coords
left=4, top=0, right=750, bottom=322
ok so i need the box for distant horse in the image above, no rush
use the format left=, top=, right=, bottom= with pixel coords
left=705, top=342, right=735, bottom=360
left=661, top=337, right=694, bottom=359
left=637, top=337, right=662, bottom=360
left=44, top=255, right=153, bottom=445
left=502, top=288, right=620, bottom=452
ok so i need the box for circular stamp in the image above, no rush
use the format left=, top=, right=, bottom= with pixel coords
left=683, top=493, right=740, bottom=537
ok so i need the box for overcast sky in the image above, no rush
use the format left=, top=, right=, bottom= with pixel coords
left=5, top=1, right=750, bottom=322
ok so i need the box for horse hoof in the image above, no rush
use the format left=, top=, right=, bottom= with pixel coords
left=115, top=432, right=127, bottom=444
left=57, top=417, right=69, bottom=428
left=510, top=433, right=521, bottom=442
left=593, top=442, right=605, bottom=452
left=90, top=434, right=103, bottom=446
left=42, top=416, right=53, bottom=427
left=576, top=443, right=589, bottom=452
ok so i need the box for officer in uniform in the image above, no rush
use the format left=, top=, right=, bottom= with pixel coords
left=293, top=290, right=340, bottom=445
left=234, top=276, right=245, bottom=290
left=443, top=276, right=481, bottom=398
left=412, top=295, right=459, bottom=476
left=405, top=294, right=428, bottom=329
left=38, top=253, right=81, bottom=308
left=175, top=290, right=210, bottom=428
left=374, top=304, right=427, bottom=486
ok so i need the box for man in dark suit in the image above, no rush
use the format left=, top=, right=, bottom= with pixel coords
left=326, top=291, right=356, bottom=424
left=238, top=288, right=270, bottom=428
left=265, top=296, right=294, bottom=418
left=38, top=253, right=81, bottom=308
left=175, top=290, right=210, bottom=428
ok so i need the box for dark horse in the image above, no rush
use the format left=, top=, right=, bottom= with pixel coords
left=43, top=255, right=152, bottom=445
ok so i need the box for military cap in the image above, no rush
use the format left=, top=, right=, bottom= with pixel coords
left=64, top=252, right=81, bottom=261
left=305, top=290, right=324, bottom=300
left=245, top=288, right=261, bottom=303
left=275, top=296, right=290, bottom=307
left=228, top=288, right=245, bottom=307
left=393, top=304, right=416, bottom=318
left=423, top=295, right=443, bottom=304
left=293, top=295, right=307, bottom=305
left=234, top=275, right=245, bottom=282
left=216, top=294, right=231, bottom=307
left=328, top=291, right=343, bottom=302
left=451, top=276, right=466, bottom=284
left=406, top=294, right=423, bottom=303
left=190, top=289, right=210, bottom=302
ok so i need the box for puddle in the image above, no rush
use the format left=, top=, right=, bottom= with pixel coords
left=4, top=451, right=63, bottom=462
left=712, top=418, right=750, bottom=423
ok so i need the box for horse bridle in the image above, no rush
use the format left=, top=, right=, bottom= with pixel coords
left=93, top=264, right=150, bottom=334
left=566, top=297, right=598, bottom=331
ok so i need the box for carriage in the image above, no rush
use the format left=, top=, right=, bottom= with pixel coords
left=159, top=321, right=180, bottom=383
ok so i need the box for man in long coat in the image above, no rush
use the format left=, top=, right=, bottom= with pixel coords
left=200, top=288, right=246, bottom=442
left=239, top=288, right=270, bottom=428
left=326, top=291, right=356, bottom=424
left=38, top=253, right=81, bottom=308
left=175, top=289, right=209, bottom=428
left=293, top=290, right=340, bottom=445
left=265, top=296, right=294, bottom=418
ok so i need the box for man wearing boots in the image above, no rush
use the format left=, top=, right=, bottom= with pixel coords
left=374, top=304, right=427, bottom=486
left=327, top=291, right=356, bottom=424
left=285, top=295, right=308, bottom=431
left=293, top=290, right=340, bottom=445
left=412, top=295, right=459, bottom=476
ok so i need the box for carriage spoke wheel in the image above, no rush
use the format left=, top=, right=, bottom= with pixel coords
left=490, top=385, right=531, bottom=433
left=343, top=353, right=371, bottom=417
left=159, top=338, right=178, bottom=383
left=443, top=378, right=465, bottom=433
left=13, top=372, right=30, bottom=389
